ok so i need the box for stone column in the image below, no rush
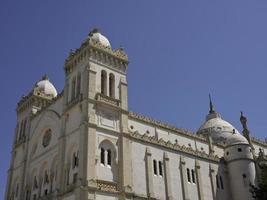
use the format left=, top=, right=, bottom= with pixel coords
left=118, top=77, right=133, bottom=199
left=195, top=160, right=204, bottom=200
left=145, top=147, right=155, bottom=198
left=180, top=156, right=190, bottom=200
left=164, top=152, right=173, bottom=200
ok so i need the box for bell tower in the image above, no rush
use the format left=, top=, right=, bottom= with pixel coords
left=61, top=29, right=131, bottom=199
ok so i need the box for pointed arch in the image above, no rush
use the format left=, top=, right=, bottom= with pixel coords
left=101, top=70, right=107, bottom=95
left=109, top=73, right=115, bottom=98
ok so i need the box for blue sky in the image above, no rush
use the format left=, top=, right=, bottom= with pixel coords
left=1, top=0, right=267, bottom=197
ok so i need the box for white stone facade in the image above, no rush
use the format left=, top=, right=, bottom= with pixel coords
left=5, top=29, right=267, bottom=200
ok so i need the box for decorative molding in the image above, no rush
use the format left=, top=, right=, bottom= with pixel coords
left=96, top=180, right=118, bottom=193
left=95, top=93, right=120, bottom=108
left=128, top=130, right=220, bottom=162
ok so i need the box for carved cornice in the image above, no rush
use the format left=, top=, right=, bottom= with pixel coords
left=251, top=137, right=267, bottom=147
left=128, top=130, right=220, bottom=162
left=129, top=112, right=206, bottom=142
left=64, top=38, right=128, bottom=76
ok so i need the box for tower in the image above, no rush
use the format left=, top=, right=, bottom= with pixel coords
left=59, top=28, right=132, bottom=199
left=5, top=75, right=58, bottom=200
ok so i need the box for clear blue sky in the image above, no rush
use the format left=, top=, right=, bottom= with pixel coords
left=1, top=0, right=267, bottom=197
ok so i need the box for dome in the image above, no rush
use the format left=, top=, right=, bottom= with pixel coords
left=197, top=97, right=248, bottom=146
left=89, top=29, right=111, bottom=48
left=36, top=75, right=57, bottom=98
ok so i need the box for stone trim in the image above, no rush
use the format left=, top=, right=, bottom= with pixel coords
left=195, top=160, right=204, bottom=200
left=129, top=112, right=206, bottom=142
left=145, top=147, right=155, bottom=198
left=163, top=152, right=173, bottom=200
left=128, top=131, right=220, bottom=162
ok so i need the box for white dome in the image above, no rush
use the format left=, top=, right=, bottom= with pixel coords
left=36, top=76, right=57, bottom=98
left=89, top=29, right=111, bottom=48
left=198, top=112, right=248, bottom=146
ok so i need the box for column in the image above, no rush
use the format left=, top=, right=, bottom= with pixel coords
left=195, top=160, right=204, bottom=200
left=145, top=147, right=155, bottom=198
left=164, top=152, right=173, bottom=200
left=180, top=156, right=190, bottom=200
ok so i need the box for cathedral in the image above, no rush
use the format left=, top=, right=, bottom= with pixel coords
left=5, top=29, right=267, bottom=200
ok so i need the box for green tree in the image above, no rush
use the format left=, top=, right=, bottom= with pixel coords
left=251, top=165, right=267, bottom=200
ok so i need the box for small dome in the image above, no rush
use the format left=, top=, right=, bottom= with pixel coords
left=226, top=134, right=248, bottom=146
left=36, top=75, right=57, bottom=98
left=89, top=28, right=111, bottom=48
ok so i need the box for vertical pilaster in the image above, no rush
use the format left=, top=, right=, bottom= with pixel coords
left=119, top=76, right=133, bottom=199
left=195, top=160, right=204, bottom=200
left=163, top=152, right=173, bottom=200
left=86, top=65, right=97, bottom=191
left=209, top=164, right=216, bottom=199
left=145, top=147, right=155, bottom=198
left=180, top=156, right=190, bottom=200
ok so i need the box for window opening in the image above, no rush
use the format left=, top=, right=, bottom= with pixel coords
left=100, top=148, right=105, bottom=165
left=107, top=149, right=112, bottom=166
left=216, top=175, right=220, bottom=189
left=191, top=169, right=196, bottom=183
left=153, top=160, right=157, bottom=175
left=109, top=73, right=115, bottom=98
left=158, top=161, right=163, bottom=176
left=101, top=70, right=107, bottom=95
left=187, top=168, right=191, bottom=182
left=220, top=176, right=224, bottom=190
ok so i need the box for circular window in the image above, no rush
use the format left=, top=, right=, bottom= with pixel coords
left=42, top=129, right=52, bottom=147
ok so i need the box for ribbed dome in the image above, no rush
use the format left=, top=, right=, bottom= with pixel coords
left=197, top=98, right=248, bottom=146
left=89, top=28, right=111, bottom=48
left=36, top=75, right=57, bottom=98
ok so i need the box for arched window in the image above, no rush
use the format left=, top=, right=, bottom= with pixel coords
left=76, top=73, right=81, bottom=97
left=187, top=168, right=191, bottom=182
left=72, top=152, right=79, bottom=168
left=191, top=169, right=195, bottom=183
left=158, top=161, right=163, bottom=176
left=153, top=160, right=157, bottom=175
left=220, top=176, right=224, bottom=189
left=107, top=149, right=112, bottom=166
left=71, top=77, right=76, bottom=100
left=101, top=70, right=107, bottom=95
left=100, top=148, right=105, bottom=165
left=109, top=73, right=115, bottom=98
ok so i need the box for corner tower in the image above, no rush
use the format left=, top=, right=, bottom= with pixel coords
left=59, top=29, right=131, bottom=200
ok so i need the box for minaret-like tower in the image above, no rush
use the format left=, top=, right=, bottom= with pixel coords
left=5, top=75, right=58, bottom=200
left=57, top=28, right=132, bottom=200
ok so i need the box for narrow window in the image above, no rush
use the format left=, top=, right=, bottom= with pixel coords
left=15, top=183, right=19, bottom=197
left=220, top=176, right=224, bottom=190
left=100, top=148, right=105, bottom=165
left=107, top=149, right=112, bottom=166
left=71, top=77, right=76, bottom=100
left=33, top=194, right=37, bottom=200
left=187, top=168, right=191, bottom=182
left=34, top=176, right=38, bottom=189
left=44, top=170, right=49, bottom=184
left=73, top=173, right=78, bottom=184
left=238, top=148, right=242, bottom=152
left=191, top=169, right=196, bottom=183
left=76, top=73, right=81, bottom=97
left=153, top=160, right=157, bottom=175
left=101, top=70, right=107, bottom=95
left=216, top=175, right=220, bottom=189
left=22, top=119, right=27, bottom=137
left=158, top=161, right=163, bottom=176
left=72, top=152, right=76, bottom=169
left=44, top=189, right=48, bottom=196
left=109, top=73, right=115, bottom=98
left=19, top=120, right=23, bottom=140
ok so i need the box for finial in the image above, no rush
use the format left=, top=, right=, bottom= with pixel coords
left=42, top=74, right=49, bottom=80
left=89, top=28, right=100, bottom=36
left=209, top=94, right=215, bottom=114
left=240, top=111, right=248, bottom=130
